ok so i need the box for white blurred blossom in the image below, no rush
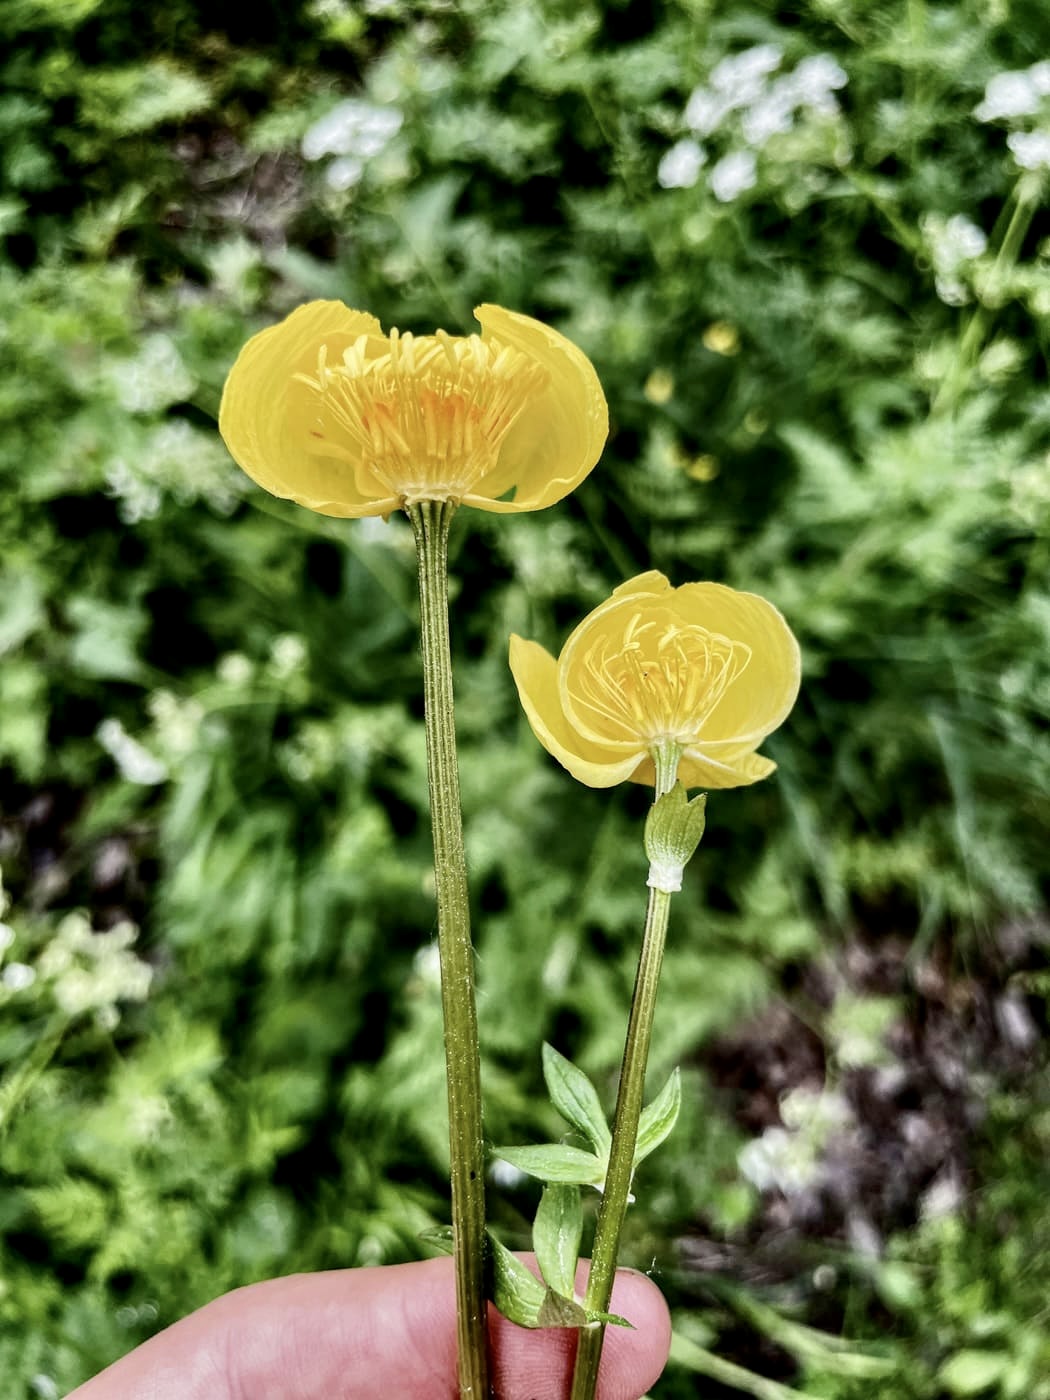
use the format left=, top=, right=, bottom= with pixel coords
left=922, top=212, right=988, bottom=306
left=787, top=54, right=848, bottom=111
left=105, top=334, right=196, bottom=415
left=684, top=87, right=735, bottom=137
left=2, top=962, right=36, bottom=992
left=302, top=99, right=403, bottom=191
left=658, top=138, right=706, bottom=189
left=742, top=89, right=796, bottom=145
left=684, top=44, right=782, bottom=136
left=710, top=44, right=783, bottom=99
left=105, top=420, right=242, bottom=524
left=739, top=1087, right=853, bottom=1196
left=975, top=63, right=1050, bottom=122
left=1007, top=129, right=1050, bottom=170
left=709, top=149, right=757, bottom=202
left=97, top=718, right=168, bottom=786
left=269, top=633, right=308, bottom=679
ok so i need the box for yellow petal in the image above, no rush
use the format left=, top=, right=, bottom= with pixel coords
left=219, top=301, right=398, bottom=518
left=466, top=306, right=608, bottom=512
left=672, top=584, right=800, bottom=745
left=610, top=571, right=670, bottom=601
left=509, top=636, right=644, bottom=787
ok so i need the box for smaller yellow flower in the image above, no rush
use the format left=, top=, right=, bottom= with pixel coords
left=219, top=301, right=607, bottom=518
left=509, top=571, right=800, bottom=789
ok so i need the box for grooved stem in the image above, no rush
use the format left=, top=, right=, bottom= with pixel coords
left=570, top=744, right=681, bottom=1400
left=407, top=499, right=490, bottom=1400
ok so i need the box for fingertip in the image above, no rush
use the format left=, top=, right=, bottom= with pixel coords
left=598, top=1267, right=672, bottom=1400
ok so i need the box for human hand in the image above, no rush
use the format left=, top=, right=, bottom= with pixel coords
left=67, top=1255, right=670, bottom=1399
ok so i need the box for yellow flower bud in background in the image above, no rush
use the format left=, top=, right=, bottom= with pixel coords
left=509, top=571, right=800, bottom=789
left=218, top=301, right=608, bottom=518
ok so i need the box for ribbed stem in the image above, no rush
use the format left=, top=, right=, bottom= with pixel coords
left=570, top=744, right=681, bottom=1400
left=406, top=499, right=490, bottom=1400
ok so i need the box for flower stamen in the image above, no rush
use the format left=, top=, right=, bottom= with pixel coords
left=572, top=620, right=751, bottom=745
left=293, top=331, right=549, bottom=504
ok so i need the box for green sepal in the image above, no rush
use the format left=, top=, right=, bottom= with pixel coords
left=533, top=1182, right=582, bottom=1298
left=634, top=1067, right=681, bottom=1166
left=644, top=785, right=707, bottom=893
left=542, top=1043, right=612, bottom=1155
left=492, top=1142, right=606, bottom=1186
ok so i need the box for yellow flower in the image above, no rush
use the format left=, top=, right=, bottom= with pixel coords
left=509, top=571, right=800, bottom=789
left=219, top=301, right=608, bottom=518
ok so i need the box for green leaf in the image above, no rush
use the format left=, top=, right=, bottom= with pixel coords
left=421, top=1226, right=625, bottom=1331
left=486, top=1233, right=548, bottom=1328
left=533, top=1183, right=582, bottom=1298
left=634, top=1068, right=681, bottom=1166
left=419, top=1224, right=455, bottom=1256
left=938, top=1350, right=1012, bottom=1396
left=493, top=1143, right=606, bottom=1186
left=542, top=1043, right=611, bottom=1155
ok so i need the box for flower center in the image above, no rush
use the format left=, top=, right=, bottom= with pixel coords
left=293, top=329, right=548, bottom=503
left=572, top=617, right=751, bottom=745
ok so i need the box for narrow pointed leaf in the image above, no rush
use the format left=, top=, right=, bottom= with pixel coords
left=633, top=1067, right=681, bottom=1166
left=493, top=1143, right=606, bottom=1186
left=542, top=1043, right=612, bottom=1155
left=589, top=1309, right=634, bottom=1329
left=533, top=1183, right=583, bottom=1298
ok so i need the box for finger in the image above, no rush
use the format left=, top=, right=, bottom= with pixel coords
left=67, top=1255, right=670, bottom=1400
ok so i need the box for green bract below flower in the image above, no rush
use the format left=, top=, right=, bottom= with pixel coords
left=510, top=571, right=801, bottom=789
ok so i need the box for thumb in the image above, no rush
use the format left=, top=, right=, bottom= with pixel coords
left=68, top=1255, right=670, bottom=1399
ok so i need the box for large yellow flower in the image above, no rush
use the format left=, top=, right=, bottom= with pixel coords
left=218, top=301, right=608, bottom=517
left=510, top=571, right=800, bottom=789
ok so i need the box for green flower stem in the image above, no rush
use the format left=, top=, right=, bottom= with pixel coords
left=933, top=179, right=1038, bottom=415
left=570, top=743, right=681, bottom=1400
left=406, top=498, right=490, bottom=1400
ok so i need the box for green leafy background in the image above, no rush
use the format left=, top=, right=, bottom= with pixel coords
left=1, top=0, right=1048, bottom=1395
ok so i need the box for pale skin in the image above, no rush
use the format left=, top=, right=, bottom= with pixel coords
left=68, top=1257, right=671, bottom=1400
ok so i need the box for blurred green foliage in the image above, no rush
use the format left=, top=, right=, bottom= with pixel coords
left=1, top=0, right=1048, bottom=1394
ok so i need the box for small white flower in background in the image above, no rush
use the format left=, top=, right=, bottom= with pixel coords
left=2, top=962, right=36, bottom=992
left=710, top=149, right=758, bottom=202
left=105, top=334, right=196, bottom=416
left=148, top=689, right=205, bottom=758
left=922, top=212, right=988, bottom=306
left=975, top=63, right=1050, bottom=122
left=269, top=633, right=308, bottom=679
left=0, top=923, right=16, bottom=954
left=684, top=86, right=735, bottom=137
left=1007, top=129, right=1050, bottom=170
left=302, top=99, right=403, bottom=191
left=787, top=53, right=848, bottom=112
left=742, top=88, right=796, bottom=145
left=97, top=718, right=168, bottom=786
left=658, top=138, right=706, bottom=189
left=217, top=653, right=254, bottom=687
left=710, top=43, right=783, bottom=99
left=684, top=44, right=782, bottom=136
left=738, top=1086, right=853, bottom=1196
